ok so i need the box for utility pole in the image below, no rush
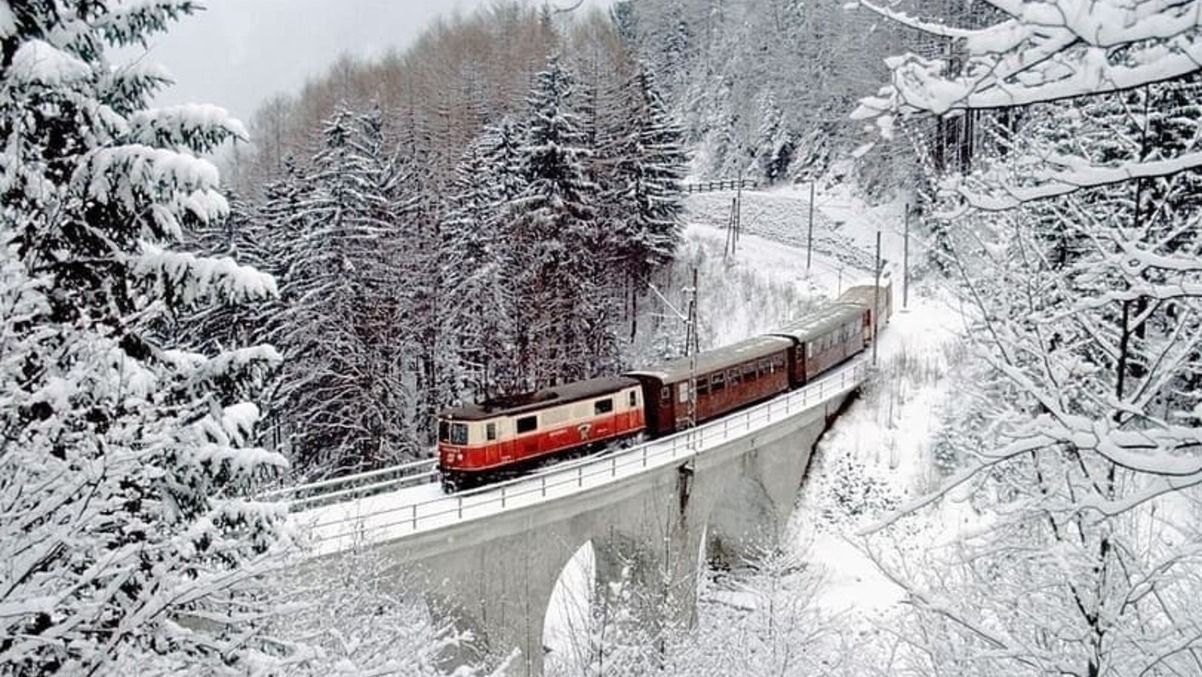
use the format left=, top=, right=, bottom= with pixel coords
left=873, top=231, right=882, bottom=367
left=685, top=268, right=699, bottom=435
left=903, top=203, right=911, bottom=310
left=725, top=197, right=737, bottom=259
left=735, top=168, right=744, bottom=247
left=806, top=179, right=816, bottom=272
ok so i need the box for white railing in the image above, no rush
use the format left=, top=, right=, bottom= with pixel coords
left=292, top=358, right=871, bottom=557
left=262, top=458, right=439, bottom=509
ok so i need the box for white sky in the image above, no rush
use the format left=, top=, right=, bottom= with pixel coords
left=138, top=0, right=614, bottom=124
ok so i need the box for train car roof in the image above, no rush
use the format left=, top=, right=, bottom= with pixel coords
left=768, top=303, right=865, bottom=343
left=439, top=376, right=640, bottom=422
left=625, top=335, right=792, bottom=384
left=838, top=284, right=890, bottom=308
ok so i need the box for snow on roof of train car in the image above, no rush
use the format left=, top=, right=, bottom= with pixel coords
left=440, top=376, right=640, bottom=421
left=624, top=335, right=793, bottom=384
left=839, top=284, right=890, bottom=308
left=768, top=303, right=865, bottom=343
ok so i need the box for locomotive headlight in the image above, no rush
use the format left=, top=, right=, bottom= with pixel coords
left=456, top=452, right=464, bottom=462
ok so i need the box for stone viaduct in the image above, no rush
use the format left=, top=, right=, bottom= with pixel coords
left=290, top=359, right=869, bottom=676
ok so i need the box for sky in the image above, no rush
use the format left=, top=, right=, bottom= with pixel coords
left=138, top=0, right=614, bottom=124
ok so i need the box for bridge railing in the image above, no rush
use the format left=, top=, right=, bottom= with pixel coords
left=294, top=358, right=870, bottom=555
left=264, top=459, right=439, bottom=510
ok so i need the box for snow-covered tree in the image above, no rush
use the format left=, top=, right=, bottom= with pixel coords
left=440, top=126, right=520, bottom=402
left=512, top=55, right=616, bottom=387
left=854, top=1, right=1202, bottom=673
left=0, top=2, right=291, bottom=673
left=754, top=91, right=794, bottom=184
left=604, top=65, right=688, bottom=282
left=267, top=544, right=490, bottom=676
left=273, top=109, right=418, bottom=477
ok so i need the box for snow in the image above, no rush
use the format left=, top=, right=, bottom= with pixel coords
left=135, top=243, right=279, bottom=305
left=129, top=104, right=249, bottom=145
left=9, top=39, right=91, bottom=85
left=0, top=3, right=15, bottom=39
left=856, top=0, right=1202, bottom=115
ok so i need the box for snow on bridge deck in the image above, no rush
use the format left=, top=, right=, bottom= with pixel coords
left=290, top=357, right=871, bottom=558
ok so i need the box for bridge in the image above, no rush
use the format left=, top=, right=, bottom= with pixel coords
left=284, top=358, right=872, bottom=676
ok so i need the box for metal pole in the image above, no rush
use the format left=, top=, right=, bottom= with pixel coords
left=903, top=203, right=911, bottom=309
left=688, top=267, right=699, bottom=435
left=873, top=230, right=882, bottom=367
left=736, top=170, right=743, bottom=246
left=806, top=180, right=815, bottom=272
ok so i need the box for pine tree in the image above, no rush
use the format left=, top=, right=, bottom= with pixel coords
left=0, top=3, right=290, bottom=673
left=512, top=55, right=612, bottom=387
left=273, top=109, right=416, bottom=477
left=605, top=65, right=688, bottom=282
left=183, top=192, right=274, bottom=355
left=754, top=91, right=793, bottom=184
left=440, top=128, right=519, bottom=402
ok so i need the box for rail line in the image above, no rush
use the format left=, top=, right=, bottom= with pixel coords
left=291, top=358, right=870, bottom=556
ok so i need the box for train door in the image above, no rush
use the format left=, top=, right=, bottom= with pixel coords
left=515, top=414, right=540, bottom=459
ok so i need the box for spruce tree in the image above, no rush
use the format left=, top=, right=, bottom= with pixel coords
left=605, top=65, right=688, bottom=282
left=513, top=55, right=612, bottom=386
left=440, top=128, right=518, bottom=402
left=1, top=3, right=289, bottom=673
left=274, top=109, right=416, bottom=477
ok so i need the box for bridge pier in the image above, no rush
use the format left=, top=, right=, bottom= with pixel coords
left=702, top=401, right=832, bottom=566
left=390, top=517, right=587, bottom=677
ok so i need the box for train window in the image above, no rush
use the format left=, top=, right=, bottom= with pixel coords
left=451, top=423, right=469, bottom=446
left=759, top=358, right=771, bottom=375
left=438, top=421, right=450, bottom=443
left=486, top=423, right=497, bottom=441
left=728, top=368, right=740, bottom=385
left=679, top=384, right=691, bottom=403
left=806, top=343, right=814, bottom=358
left=697, top=378, right=709, bottom=396
left=712, top=373, right=726, bottom=392
left=743, top=364, right=757, bottom=381
left=629, top=391, right=637, bottom=407
left=595, top=398, right=614, bottom=415
left=774, top=354, right=786, bottom=368
left=517, top=416, right=538, bottom=434
left=661, top=386, right=671, bottom=403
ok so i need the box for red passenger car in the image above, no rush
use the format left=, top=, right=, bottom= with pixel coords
left=768, top=303, right=868, bottom=387
left=625, top=336, right=793, bottom=437
left=437, top=377, right=645, bottom=490
left=838, top=283, right=893, bottom=345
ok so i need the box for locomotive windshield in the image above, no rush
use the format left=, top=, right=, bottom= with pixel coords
left=450, top=423, right=469, bottom=446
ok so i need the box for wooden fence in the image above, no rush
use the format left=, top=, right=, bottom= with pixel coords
left=684, top=178, right=758, bottom=194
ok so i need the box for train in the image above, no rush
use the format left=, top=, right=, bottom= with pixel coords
left=436, top=282, right=892, bottom=492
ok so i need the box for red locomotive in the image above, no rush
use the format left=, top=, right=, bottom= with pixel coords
left=437, top=282, right=892, bottom=491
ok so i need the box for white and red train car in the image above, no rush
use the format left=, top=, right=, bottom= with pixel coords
left=436, top=282, right=893, bottom=491
left=437, top=377, right=645, bottom=490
